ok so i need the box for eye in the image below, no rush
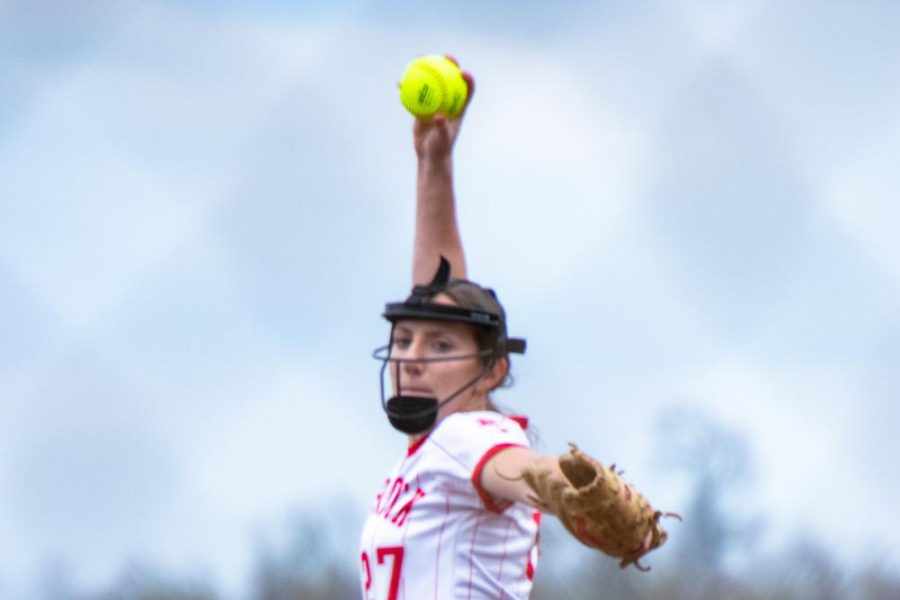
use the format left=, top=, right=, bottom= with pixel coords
left=432, top=339, right=455, bottom=353
left=391, top=337, right=412, bottom=351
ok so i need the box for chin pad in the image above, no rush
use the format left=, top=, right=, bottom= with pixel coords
left=385, top=395, right=438, bottom=435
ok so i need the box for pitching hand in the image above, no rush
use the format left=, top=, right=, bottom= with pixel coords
left=413, top=68, right=474, bottom=161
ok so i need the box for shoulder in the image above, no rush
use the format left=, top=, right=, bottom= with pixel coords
left=431, top=412, right=533, bottom=514
left=441, top=409, right=527, bottom=432
left=432, top=410, right=531, bottom=451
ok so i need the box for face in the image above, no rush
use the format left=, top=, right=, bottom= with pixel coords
left=388, top=319, right=481, bottom=401
left=388, top=294, right=494, bottom=421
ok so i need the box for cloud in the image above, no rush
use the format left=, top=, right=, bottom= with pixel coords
left=821, top=115, right=900, bottom=288
left=2, top=0, right=900, bottom=595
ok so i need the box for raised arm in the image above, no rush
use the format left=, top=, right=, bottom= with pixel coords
left=411, top=70, right=474, bottom=284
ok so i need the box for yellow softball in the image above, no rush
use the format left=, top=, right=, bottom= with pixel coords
left=398, top=55, right=468, bottom=120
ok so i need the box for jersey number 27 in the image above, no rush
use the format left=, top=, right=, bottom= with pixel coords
left=361, top=545, right=405, bottom=600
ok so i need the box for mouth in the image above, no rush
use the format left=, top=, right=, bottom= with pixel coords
left=398, top=388, right=433, bottom=396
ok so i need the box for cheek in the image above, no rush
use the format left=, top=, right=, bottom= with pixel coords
left=387, top=362, right=407, bottom=392
left=435, top=360, right=482, bottom=386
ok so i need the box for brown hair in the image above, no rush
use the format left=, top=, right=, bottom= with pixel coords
left=440, top=279, right=514, bottom=391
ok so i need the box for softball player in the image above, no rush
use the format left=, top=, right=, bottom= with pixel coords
left=359, top=68, right=554, bottom=600
left=359, top=65, right=674, bottom=599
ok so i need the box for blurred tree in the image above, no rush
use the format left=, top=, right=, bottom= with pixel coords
left=36, top=558, right=78, bottom=600
left=651, top=406, right=767, bottom=599
left=89, top=561, right=220, bottom=600
left=498, top=406, right=899, bottom=600
left=20, top=450, right=897, bottom=600
left=849, top=563, right=900, bottom=600
left=754, top=536, right=847, bottom=600
left=533, top=405, right=763, bottom=599
left=656, top=406, right=759, bottom=573
left=249, top=508, right=359, bottom=600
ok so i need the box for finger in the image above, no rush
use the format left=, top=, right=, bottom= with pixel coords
left=461, top=71, right=475, bottom=101
left=433, top=115, right=454, bottom=142
left=459, top=71, right=475, bottom=117
left=642, top=530, right=653, bottom=551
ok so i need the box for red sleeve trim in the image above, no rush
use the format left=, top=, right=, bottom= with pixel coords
left=471, top=443, right=527, bottom=514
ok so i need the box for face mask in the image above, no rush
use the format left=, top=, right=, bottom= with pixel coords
left=374, top=342, right=495, bottom=435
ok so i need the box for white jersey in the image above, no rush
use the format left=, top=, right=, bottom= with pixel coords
left=360, top=411, right=541, bottom=600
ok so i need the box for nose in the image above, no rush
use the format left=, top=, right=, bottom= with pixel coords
left=388, top=336, right=426, bottom=395
left=400, top=338, right=425, bottom=376
left=402, top=360, right=423, bottom=379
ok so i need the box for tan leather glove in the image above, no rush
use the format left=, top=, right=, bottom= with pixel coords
left=522, top=444, right=680, bottom=571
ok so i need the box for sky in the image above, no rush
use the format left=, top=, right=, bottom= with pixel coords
left=2, top=0, right=899, bottom=597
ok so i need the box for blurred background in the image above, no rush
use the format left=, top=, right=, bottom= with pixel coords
left=2, top=1, right=899, bottom=598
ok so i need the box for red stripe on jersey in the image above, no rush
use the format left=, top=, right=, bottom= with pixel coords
left=471, top=443, right=526, bottom=514
left=526, top=511, right=541, bottom=582
left=467, top=512, right=485, bottom=599
left=407, top=433, right=430, bottom=456
left=433, top=496, right=451, bottom=597
left=496, top=515, right=512, bottom=583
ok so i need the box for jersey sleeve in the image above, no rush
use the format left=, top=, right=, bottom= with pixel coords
left=428, top=411, right=531, bottom=514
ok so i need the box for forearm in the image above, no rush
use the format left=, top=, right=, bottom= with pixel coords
left=413, top=155, right=467, bottom=283
left=480, top=447, right=562, bottom=509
